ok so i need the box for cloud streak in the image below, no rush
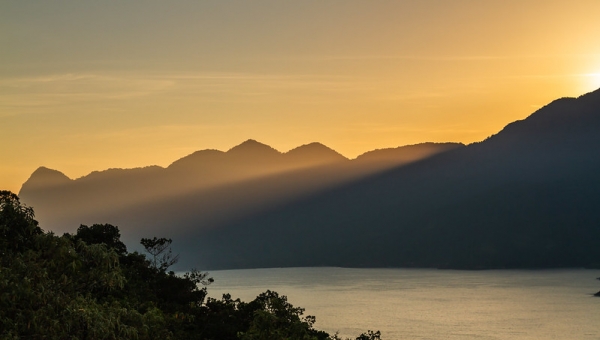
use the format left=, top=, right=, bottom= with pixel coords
left=0, top=71, right=378, bottom=118
left=274, top=53, right=600, bottom=62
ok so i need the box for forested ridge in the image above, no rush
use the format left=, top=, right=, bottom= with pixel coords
left=0, top=190, right=380, bottom=340
left=18, top=89, right=600, bottom=271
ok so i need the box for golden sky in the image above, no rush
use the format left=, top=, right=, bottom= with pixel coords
left=2, top=1, right=600, bottom=193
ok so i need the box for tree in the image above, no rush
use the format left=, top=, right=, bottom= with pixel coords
left=1, top=190, right=380, bottom=339
left=140, top=237, right=179, bottom=272
left=0, top=191, right=169, bottom=339
left=355, top=331, right=382, bottom=340
left=237, top=290, right=330, bottom=340
left=74, top=223, right=128, bottom=256
left=0, top=190, right=42, bottom=258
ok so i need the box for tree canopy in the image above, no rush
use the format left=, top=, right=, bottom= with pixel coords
left=0, top=190, right=380, bottom=339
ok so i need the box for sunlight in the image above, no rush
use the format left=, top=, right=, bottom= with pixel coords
left=585, top=72, right=600, bottom=91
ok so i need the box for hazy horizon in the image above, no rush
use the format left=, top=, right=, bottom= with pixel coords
left=3, top=1, right=600, bottom=192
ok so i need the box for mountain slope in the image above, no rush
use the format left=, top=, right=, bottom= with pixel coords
left=284, top=142, right=349, bottom=167
left=18, top=89, right=600, bottom=270
left=355, top=142, right=463, bottom=165
left=20, top=167, right=71, bottom=192
left=174, top=89, right=600, bottom=270
left=18, top=139, right=459, bottom=244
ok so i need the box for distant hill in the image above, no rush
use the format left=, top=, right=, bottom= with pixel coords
left=354, top=142, right=463, bottom=171
left=18, top=138, right=459, bottom=248
left=20, top=167, right=71, bottom=191
left=18, top=88, right=600, bottom=270
left=177, top=89, right=600, bottom=270
left=285, top=142, right=349, bottom=167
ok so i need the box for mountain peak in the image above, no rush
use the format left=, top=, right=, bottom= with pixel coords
left=285, top=142, right=348, bottom=165
left=227, top=139, right=281, bottom=157
left=19, top=166, right=71, bottom=195
left=484, top=87, right=600, bottom=146
left=229, top=139, right=270, bottom=149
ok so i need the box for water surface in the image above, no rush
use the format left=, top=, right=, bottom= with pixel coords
left=204, top=268, right=600, bottom=339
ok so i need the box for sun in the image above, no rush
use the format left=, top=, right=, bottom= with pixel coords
left=586, top=72, right=600, bottom=91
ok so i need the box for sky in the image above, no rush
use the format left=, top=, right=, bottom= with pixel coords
left=2, top=0, right=600, bottom=193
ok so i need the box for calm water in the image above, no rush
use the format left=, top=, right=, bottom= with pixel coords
left=203, top=268, right=600, bottom=339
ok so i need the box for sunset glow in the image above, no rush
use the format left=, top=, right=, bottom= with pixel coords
left=586, top=73, right=600, bottom=91
left=2, top=1, right=600, bottom=192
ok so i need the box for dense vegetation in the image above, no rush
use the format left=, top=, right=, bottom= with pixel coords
left=0, top=190, right=380, bottom=339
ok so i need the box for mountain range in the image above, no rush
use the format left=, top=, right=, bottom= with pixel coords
left=18, top=88, right=600, bottom=270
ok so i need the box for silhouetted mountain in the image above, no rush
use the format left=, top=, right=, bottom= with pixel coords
left=284, top=142, right=348, bottom=167
left=168, top=149, right=226, bottom=170
left=171, top=88, right=600, bottom=270
left=226, top=139, right=282, bottom=166
left=20, top=167, right=71, bottom=192
left=19, top=139, right=458, bottom=245
left=355, top=142, right=463, bottom=166
left=18, top=89, right=600, bottom=270
left=228, top=139, right=280, bottom=155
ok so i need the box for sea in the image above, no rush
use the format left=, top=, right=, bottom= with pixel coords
left=202, top=267, right=600, bottom=339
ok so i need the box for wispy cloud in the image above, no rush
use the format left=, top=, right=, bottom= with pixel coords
left=0, top=71, right=369, bottom=114
left=278, top=53, right=600, bottom=62
left=499, top=72, right=600, bottom=80
left=0, top=71, right=368, bottom=119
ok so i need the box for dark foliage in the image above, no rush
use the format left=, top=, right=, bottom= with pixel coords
left=0, top=190, right=42, bottom=258
left=0, top=190, right=377, bottom=339
left=74, top=223, right=128, bottom=256
left=141, top=236, right=180, bottom=271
